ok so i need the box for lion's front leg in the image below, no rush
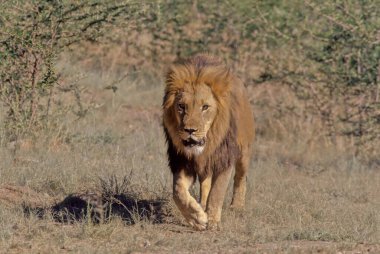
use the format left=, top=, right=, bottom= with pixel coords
left=200, top=175, right=212, bottom=210
left=173, top=169, right=208, bottom=230
left=206, top=167, right=233, bottom=230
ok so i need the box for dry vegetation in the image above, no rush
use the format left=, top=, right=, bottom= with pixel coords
left=0, top=0, right=379, bottom=253
left=0, top=64, right=379, bottom=253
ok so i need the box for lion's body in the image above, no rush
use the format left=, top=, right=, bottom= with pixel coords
left=163, top=54, right=254, bottom=230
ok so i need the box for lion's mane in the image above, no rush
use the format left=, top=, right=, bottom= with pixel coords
left=162, top=55, right=241, bottom=179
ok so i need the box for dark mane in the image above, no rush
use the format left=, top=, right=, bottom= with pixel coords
left=164, top=114, right=240, bottom=180
left=199, top=115, right=239, bottom=179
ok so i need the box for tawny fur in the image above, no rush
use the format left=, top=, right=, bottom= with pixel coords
left=163, top=54, right=255, bottom=230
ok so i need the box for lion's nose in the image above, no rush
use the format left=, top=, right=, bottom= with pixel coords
left=184, top=127, right=197, bottom=134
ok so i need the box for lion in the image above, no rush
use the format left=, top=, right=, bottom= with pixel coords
left=162, top=54, right=255, bottom=230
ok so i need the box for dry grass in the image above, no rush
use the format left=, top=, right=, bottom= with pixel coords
left=0, top=61, right=379, bottom=253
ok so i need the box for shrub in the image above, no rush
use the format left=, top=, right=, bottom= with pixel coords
left=0, top=0, right=147, bottom=141
left=1, top=0, right=378, bottom=159
left=254, top=1, right=379, bottom=156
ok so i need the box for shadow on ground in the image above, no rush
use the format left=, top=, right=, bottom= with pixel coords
left=0, top=182, right=174, bottom=225
left=49, top=191, right=173, bottom=224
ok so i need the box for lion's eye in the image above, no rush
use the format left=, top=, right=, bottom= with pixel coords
left=202, top=105, right=209, bottom=111
left=178, top=103, right=185, bottom=112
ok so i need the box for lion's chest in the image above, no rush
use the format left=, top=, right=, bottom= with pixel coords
left=191, top=131, right=240, bottom=180
left=165, top=124, right=240, bottom=180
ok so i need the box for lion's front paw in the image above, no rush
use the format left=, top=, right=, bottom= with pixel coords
left=186, top=211, right=208, bottom=231
left=229, top=204, right=245, bottom=211
left=207, top=220, right=220, bottom=231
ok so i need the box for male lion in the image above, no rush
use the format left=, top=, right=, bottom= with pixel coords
left=162, top=54, right=254, bottom=230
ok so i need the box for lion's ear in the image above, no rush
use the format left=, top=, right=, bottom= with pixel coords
left=165, top=64, right=190, bottom=87
left=206, top=68, right=233, bottom=99
left=165, top=65, right=176, bottom=88
left=163, top=91, right=174, bottom=110
left=164, top=65, right=185, bottom=110
left=166, top=64, right=176, bottom=80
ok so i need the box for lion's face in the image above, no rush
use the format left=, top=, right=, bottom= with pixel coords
left=174, top=83, right=218, bottom=156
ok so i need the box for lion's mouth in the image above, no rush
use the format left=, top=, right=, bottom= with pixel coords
left=182, top=138, right=205, bottom=147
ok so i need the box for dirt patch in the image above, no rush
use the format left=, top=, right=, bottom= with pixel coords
left=0, top=185, right=54, bottom=209
left=249, top=241, right=380, bottom=253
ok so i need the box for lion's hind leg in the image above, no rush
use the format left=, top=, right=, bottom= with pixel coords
left=173, top=169, right=208, bottom=230
left=230, top=148, right=251, bottom=209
